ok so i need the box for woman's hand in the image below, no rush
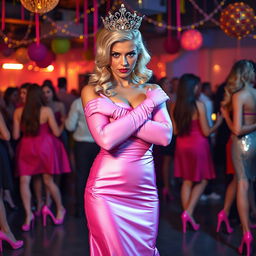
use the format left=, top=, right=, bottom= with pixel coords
left=220, top=106, right=229, bottom=120
left=146, top=87, right=169, bottom=107
left=84, top=97, right=124, bottom=117
left=215, top=112, right=223, bottom=127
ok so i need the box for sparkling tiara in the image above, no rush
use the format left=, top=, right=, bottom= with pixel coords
left=101, top=4, right=143, bottom=31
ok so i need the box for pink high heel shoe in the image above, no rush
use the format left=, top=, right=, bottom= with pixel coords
left=216, top=210, right=234, bottom=234
left=21, top=214, right=35, bottom=232
left=0, top=231, right=23, bottom=252
left=181, top=211, right=200, bottom=233
left=238, top=232, right=253, bottom=256
left=42, top=205, right=66, bottom=227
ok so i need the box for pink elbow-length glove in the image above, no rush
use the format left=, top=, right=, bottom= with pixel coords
left=84, top=88, right=169, bottom=150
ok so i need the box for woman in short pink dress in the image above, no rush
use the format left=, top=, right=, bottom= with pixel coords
left=13, top=84, right=71, bottom=231
left=172, top=74, right=222, bottom=233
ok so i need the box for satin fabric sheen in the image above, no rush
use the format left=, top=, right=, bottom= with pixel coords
left=84, top=101, right=166, bottom=256
left=174, top=120, right=215, bottom=182
left=16, top=123, right=71, bottom=176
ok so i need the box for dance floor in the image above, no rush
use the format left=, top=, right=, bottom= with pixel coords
left=2, top=185, right=248, bottom=256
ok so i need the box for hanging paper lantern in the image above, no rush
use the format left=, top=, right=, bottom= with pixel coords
left=51, top=38, right=71, bottom=54
left=35, top=50, right=55, bottom=68
left=164, top=37, right=181, bottom=54
left=220, top=2, right=255, bottom=39
left=83, top=48, right=95, bottom=61
left=181, top=29, right=203, bottom=51
left=20, top=0, right=59, bottom=14
left=28, top=42, right=47, bottom=61
left=15, top=47, right=30, bottom=64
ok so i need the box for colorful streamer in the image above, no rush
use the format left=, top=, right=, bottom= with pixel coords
left=176, top=0, right=181, bottom=38
left=1, top=0, right=5, bottom=31
left=93, top=0, right=98, bottom=53
left=35, top=13, right=40, bottom=45
left=83, top=0, right=88, bottom=50
left=76, top=0, right=80, bottom=24
left=21, top=5, right=25, bottom=20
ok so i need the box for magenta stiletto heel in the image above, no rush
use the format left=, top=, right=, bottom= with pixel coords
left=216, top=210, right=234, bottom=234
left=0, top=231, right=23, bottom=252
left=42, top=205, right=66, bottom=227
left=181, top=211, right=200, bottom=233
left=238, top=232, right=253, bottom=256
left=21, top=214, right=35, bottom=231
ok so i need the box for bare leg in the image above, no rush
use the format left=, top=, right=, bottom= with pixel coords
left=3, top=189, right=16, bottom=209
left=20, top=176, right=33, bottom=225
left=186, top=180, right=208, bottom=216
left=223, top=176, right=237, bottom=215
left=181, top=180, right=193, bottom=210
left=236, top=179, right=250, bottom=233
left=0, top=190, right=17, bottom=242
left=33, top=175, right=44, bottom=212
left=42, top=174, right=65, bottom=219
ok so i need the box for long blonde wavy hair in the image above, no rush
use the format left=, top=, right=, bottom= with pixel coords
left=222, top=60, right=255, bottom=109
left=89, top=28, right=152, bottom=96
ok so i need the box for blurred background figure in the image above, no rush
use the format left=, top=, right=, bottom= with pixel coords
left=13, top=84, right=70, bottom=231
left=172, top=74, right=222, bottom=233
left=65, top=73, right=100, bottom=217
left=0, top=111, right=23, bottom=252
left=57, top=77, right=76, bottom=113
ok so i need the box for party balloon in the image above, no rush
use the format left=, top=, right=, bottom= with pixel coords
left=28, top=43, right=47, bottom=61
left=35, top=51, right=55, bottom=68
left=51, top=38, right=71, bottom=54
left=164, top=37, right=181, bottom=54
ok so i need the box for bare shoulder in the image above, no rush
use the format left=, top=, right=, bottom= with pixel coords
left=41, top=106, right=53, bottom=115
left=232, top=90, right=246, bottom=102
left=81, top=84, right=99, bottom=106
left=14, top=107, right=23, bottom=119
left=56, top=101, right=65, bottom=109
left=142, top=83, right=160, bottom=90
left=196, top=100, right=204, bottom=111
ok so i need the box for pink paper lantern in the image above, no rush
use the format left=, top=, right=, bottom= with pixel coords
left=28, top=43, right=47, bottom=61
left=181, top=29, right=203, bottom=51
left=35, top=51, right=55, bottom=68
left=164, top=37, right=181, bottom=54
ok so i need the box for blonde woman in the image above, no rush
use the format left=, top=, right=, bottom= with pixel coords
left=81, top=5, right=172, bottom=255
left=221, top=60, right=256, bottom=256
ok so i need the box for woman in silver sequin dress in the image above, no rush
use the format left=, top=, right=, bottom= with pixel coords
left=221, top=60, right=256, bottom=256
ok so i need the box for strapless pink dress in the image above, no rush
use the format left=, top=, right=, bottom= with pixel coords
left=83, top=97, right=173, bottom=256
left=16, top=123, right=71, bottom=176
left=174, top=120, right=215, bottom=181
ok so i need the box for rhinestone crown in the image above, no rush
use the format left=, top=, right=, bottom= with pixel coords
left=102, top=4, right=143, bottom=31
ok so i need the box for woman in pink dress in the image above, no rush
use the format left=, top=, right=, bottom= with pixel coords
left=81, top=4, right=172, bottom=255
left=172, top=74, right=222, bottom=233
left=13, top=84, right=71, bottom=231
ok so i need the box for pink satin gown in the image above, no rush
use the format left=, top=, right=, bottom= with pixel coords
left=84, top=99, right=172, bottom=256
